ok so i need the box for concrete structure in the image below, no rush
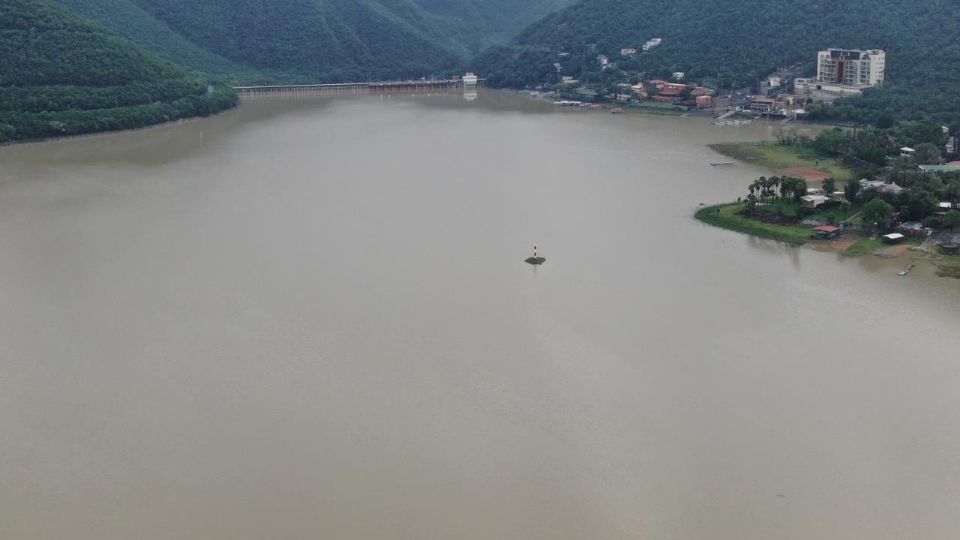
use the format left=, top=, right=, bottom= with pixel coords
left=233, top=77, right=483, bottom=98
left=794, top=48, right=885, bottom=95
left=620, top=48, right=637, bottom=57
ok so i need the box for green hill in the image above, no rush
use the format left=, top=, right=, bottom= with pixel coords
left=51, top=0, right=575, bottom=82
left=53, top=0, right=243, bottom=75
left=0, top=0, right=237, bottom=142
left=474, top=0, right=960, bottom=122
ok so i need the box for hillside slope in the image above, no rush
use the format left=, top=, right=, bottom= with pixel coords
left=51, top=0, right=575, bottom=82
left=0, top=0, right=236, bottom=142
left=53, top=0, right=243, bottom=74
left=475, top=0, right=960, bottom=122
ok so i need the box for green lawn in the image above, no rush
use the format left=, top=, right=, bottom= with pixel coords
left=695, top=203, right=811, bottom=245
left=751, top=200, right=859, bottom=225
left=844, top=237, right=885, bottom=256
left=710, top=142, right=855, bottom=182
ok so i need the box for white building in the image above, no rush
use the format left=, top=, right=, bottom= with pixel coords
left=795, top=48, right=885, bottom=95
left=672, top=71, right=685, bottom=81
left=642, top=38, right=662, bottom=51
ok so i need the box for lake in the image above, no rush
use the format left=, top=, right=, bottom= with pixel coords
left=1, top=90, right=958, bottom=539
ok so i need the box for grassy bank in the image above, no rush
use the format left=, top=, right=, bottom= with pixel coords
left=844, top=237, right=885, bottom=256
left=695, top=203, right=811, bottom=245
left=710, top=142, right=854, bottom=182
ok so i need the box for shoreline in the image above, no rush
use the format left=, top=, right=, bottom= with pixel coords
left=695, top=201, right=960, bottom=279
left=696, top=141, right=960, bottom=278
left=0, top=105, right=240, bottom=148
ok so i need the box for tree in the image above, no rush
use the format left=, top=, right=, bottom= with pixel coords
left=813, top=128, right=847, bottom=156
left=861, top=198, right=894, bottom=232
left=913, top=142, right=941, bottom=164
left=839, top=198, right=852, bottom=221
left=844, top=178, right=861, bottom=203
left=896, top=189, right=937, bottom=221
left=943, top=210, right=960, bottom=231
left=876, top=114, right=895, bottom=129
left=822, top=178, right=836, bottom=195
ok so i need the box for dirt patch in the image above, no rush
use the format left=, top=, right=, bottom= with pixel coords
left=773, top=167, right=834, bottom=182
left=829, top=236, right=858, bottom=252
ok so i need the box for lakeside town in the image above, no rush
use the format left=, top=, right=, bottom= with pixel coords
left=524, top=43, right=960, bottom=277
left=539, top=43, right=891, bottom=120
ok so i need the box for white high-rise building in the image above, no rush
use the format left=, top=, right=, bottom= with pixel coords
left=795, top=48, right=885, bottom=95
left=816, top=48, right=885, bottom=87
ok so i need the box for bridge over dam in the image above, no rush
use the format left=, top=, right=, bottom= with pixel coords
left=233, top=78, right=484, bottom=98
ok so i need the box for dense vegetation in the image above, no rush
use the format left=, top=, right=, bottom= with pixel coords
left=54, top=0, right=243, bottom=74
left=52, top=0, right=576, bottom=83
left=474, top=0, right=960, bottom=123
left=0, top=0, right=237, bottom=142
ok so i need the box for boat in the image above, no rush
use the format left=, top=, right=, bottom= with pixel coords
left=898, top=263, right=915, bottom=276
left=710, top=162, right=734, bottom=166
left=462, top=72, right=478, bottom=86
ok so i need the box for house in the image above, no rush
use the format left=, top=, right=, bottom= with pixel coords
left=749, top=97, right=777, bottom=113
left=690, top=86, right=714, bottom=97
left=919, top=161, right=960, bottom=173
left=672, top=72, right=685, bottom=81
left=560, top=76, right=579, bottom=85
left=695, top=95, right=713, bottom=108
left=940, top=242, right=960, bottom=255
left=597, top=55, right=609, bottom=67
left=859, top=179, right=904, bottom=194
left=882, top=233, right=905, bottom=244
left=900, top=146, right=915, bottom=157
left=947, top=137, right=957, bottom=154
left=879, top=182, right=905, bottom=194
left=655, top=83, right=687, bottom=101
left=897, top=222, right=926, bottom=237
left=642, top=38, right=662, bottom=51
left=801, top=194, right=831, bottom=208
left=621, top=48, right=637, bottom=57
left=812, top=225, right=841, bottom=239
left=630, top=83, right=648, bottom=98
left=937, top=202, right=957, bottom=215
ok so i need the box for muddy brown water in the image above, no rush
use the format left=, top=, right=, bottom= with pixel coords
left=1, top=91, right=959, bottom=539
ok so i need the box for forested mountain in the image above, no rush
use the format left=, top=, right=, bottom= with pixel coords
left=53, top=0, right=243, bottom=74
left=474, top=0, right=960, bottom=122
left=0, top=0, right=236, bottom=142
left=52, top=0, right=576, bottom=82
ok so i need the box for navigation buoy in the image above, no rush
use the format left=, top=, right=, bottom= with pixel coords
left=525, top=244, right=546, bottom=265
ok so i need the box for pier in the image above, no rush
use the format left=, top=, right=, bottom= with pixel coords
left=233, top=78, right=484, bottom=98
